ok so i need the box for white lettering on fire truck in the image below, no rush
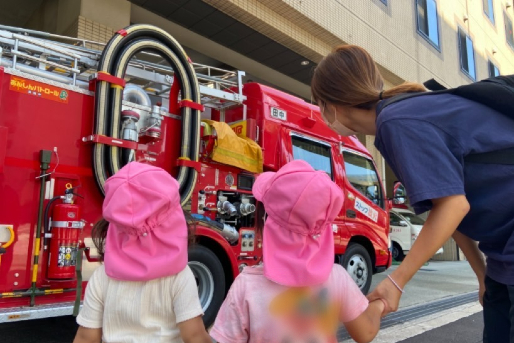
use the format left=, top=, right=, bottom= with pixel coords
left=354, top=197, right=378, bottom=223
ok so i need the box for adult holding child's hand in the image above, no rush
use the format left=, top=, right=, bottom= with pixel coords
left=311, top=44, right=512, bottom=342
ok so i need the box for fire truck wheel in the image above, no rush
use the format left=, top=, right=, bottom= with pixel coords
left=342, top=243, right=372, bottom=294
left=188, top=245, right=225, bottom=328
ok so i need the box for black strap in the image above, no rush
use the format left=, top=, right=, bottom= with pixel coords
left=464, top=148, right=514, bottom=165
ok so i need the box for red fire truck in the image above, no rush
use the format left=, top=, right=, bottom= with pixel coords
left=0, top=24, right=391, bottom=327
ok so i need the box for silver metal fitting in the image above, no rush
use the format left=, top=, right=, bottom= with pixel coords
left=220, top=223, right=239, bottom=243
left=240, top=200, right=256, bottom=216
left=121, top=110, right=140, bottom=142
left=144, top=105, right=163, bottom=138
left=218, top=200, right=238, bottom=216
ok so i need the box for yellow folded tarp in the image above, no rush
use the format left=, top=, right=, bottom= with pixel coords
left=203, top=120, right=263, bottom=173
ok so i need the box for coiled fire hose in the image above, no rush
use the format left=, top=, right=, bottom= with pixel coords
left=93, top=24, right=201, bottom=205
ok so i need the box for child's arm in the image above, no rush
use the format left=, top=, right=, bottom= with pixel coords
left=74, top=267, right=105, bottom=343
left=73, top=326, right=102, bottom=343
left=344, top=299, right=385, bottom=343
left=177, top=316, right=213, bottom=343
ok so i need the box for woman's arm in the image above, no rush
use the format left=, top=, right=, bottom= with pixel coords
left=368, top=194, right=470, bottom=313
left=452, top=230, right=486, bottom=305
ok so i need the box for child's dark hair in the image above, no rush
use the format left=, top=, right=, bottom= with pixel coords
left=92, top=210, right=197, bottom=261
left=255, top=202, right=266, bottom=235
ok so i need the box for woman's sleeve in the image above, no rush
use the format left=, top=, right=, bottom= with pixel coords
left=377, top=118, right=465, bottom=213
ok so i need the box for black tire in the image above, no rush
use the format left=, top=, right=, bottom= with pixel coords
left=392, top=242, right=405, bottom=262
left=188, top=245, right=225, bottom=328
left=341, top=243, right=373, bottom=294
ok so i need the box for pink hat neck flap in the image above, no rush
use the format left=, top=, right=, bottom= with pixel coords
left=253, top=160, right=344, bottom=287
left=103, top=162, right=188, bottom=281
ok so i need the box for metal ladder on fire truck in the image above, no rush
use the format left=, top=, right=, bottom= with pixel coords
left=0, top=24, right=246, bottom=321
left=0, top=24, right=246, bottom=111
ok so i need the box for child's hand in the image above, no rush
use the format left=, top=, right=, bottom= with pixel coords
left=370, top=298, right=387, bottom=318
left=344, top=298, right=386, bottom=343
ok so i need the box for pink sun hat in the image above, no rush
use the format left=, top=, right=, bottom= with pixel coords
left=102, top=162, right=188, bottom=281
left=253, top=159, right=344, bottom=287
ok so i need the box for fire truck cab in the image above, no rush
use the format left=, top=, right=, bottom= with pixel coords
left=238, top=82, right=392, bottom=287
left=0, top=24, right=391, bottom=327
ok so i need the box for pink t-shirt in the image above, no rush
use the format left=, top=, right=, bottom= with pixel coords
left=210, top=264, right=368, bottom=343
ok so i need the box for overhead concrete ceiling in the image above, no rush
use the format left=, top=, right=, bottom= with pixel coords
left=0, top=0, right=45, bottom=26
left=129, top=0, right=315, bottom=86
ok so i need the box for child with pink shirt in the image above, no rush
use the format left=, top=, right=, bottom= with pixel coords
left=210, top=160, right=385, bottom=343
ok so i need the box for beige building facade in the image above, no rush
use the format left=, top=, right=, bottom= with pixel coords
left=2, top=0, right=513, bottom=259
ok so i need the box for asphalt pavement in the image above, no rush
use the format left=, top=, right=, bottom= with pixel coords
left=398, top=312, right=483, bottom=343
left=1, top=261, right=482, bottom=343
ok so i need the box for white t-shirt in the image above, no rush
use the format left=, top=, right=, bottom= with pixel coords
left=77, top=264, right=203, bottom=343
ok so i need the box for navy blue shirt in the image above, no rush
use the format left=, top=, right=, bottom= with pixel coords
left=375, top=93, right=514, bottom=285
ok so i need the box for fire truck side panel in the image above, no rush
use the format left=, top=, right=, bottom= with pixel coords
left=0, top=68, right=101, bottom=300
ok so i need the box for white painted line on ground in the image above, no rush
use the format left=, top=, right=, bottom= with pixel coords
left=339, top=302, right=482, bottom=343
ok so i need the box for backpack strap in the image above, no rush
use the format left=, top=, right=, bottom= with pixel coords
left=377, top=90, right=447, bottom=115
left=464, top=148, right=514, bottom=165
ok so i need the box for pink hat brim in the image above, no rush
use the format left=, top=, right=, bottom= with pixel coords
left=252, top=171, right=276, bottom=201
left=262, top=216, right=334, bottom=287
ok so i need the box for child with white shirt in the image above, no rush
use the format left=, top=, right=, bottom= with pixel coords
left=73, top=162, right=211, bottom=343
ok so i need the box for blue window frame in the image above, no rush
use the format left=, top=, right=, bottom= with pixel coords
left=488, top=60, right=500, bottom=77
left=483, top=0, right=495, bottom=24
left=416, top=0, right=440, bottom=49
left=505, top=12, right=514, bottom=50
left=458, top=27, right=476, bottom=80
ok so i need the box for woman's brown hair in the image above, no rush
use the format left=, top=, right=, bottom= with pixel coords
left=311, top=45, right=426, bottom=109
left=92, top=211, right=197, bottom=261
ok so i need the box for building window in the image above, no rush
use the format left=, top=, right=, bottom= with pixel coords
left=380, top=0, right=387, bottom=5
left=488, top=60, right=500, bottom=77
left=458, top=27, right=476, bottom=80
left=292, top=136, right=332, bottom=179
left=505, top=12, right=514, bottom=50
left=416, top=0, right=440, bottom=49
left=483, top=0, right=495, bottom=24
left=343, top=151, right=384, bottom=208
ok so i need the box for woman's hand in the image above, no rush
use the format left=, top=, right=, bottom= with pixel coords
left=479, top=280, right=486, bottom=306
left=367, top=277, right=403, bottom=316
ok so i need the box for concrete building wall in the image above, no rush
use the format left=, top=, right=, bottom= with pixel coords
left=204, top=0, right=514, bottom=204
left=25, top=0, right=130, bottom=44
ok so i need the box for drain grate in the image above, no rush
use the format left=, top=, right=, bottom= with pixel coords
left=337, top=292, right=477, bottom=341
